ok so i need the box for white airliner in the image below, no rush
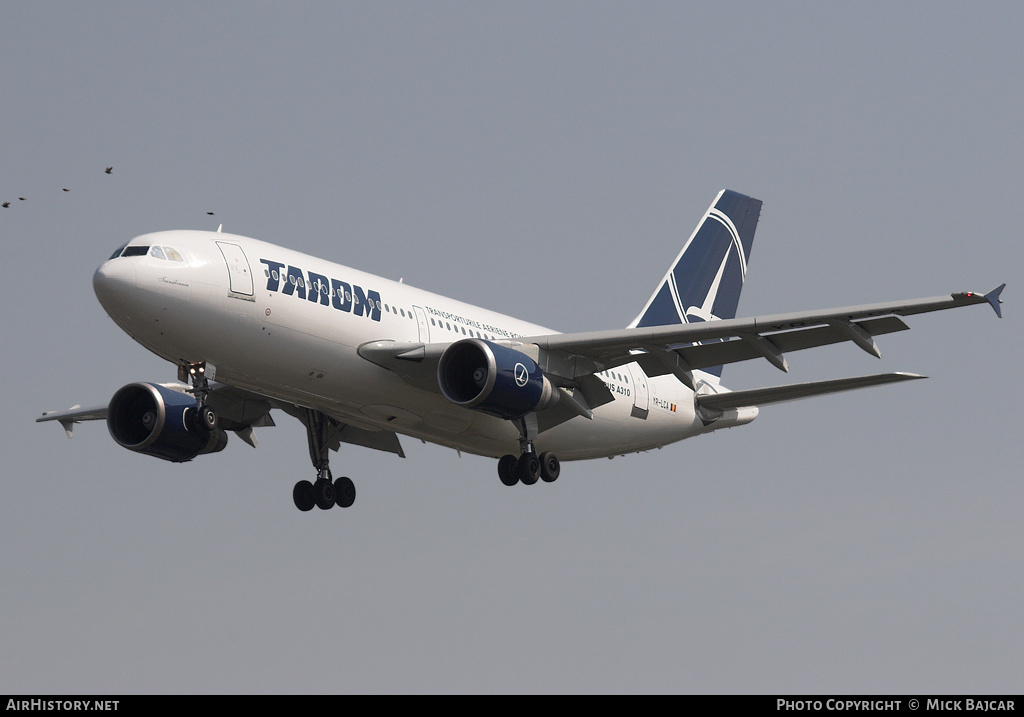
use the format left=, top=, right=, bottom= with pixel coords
left=39, top=190, right=1004, bottom=512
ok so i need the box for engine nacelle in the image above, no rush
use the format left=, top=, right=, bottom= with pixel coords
left=437, top=338, right=555, bottom=420
left=106, top=382, right=228, bottom=463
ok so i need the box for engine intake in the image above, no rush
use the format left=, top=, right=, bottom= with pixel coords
left=107, top=382, right=227, bottom=462
left=437, top=339, right=554, bottom=420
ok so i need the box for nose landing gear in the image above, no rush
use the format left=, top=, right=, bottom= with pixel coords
left=182, top=362, right=219, bottom=432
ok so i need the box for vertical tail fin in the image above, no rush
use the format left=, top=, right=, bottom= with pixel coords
left=629, top=189, right=762, bottom=378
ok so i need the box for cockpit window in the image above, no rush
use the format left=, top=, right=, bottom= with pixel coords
left=110, top=244, right=183, bottom=260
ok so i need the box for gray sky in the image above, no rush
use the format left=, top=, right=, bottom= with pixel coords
left=2, top=1, right=1020, bottom=694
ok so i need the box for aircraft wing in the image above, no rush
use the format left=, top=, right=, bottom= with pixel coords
left=357, top=285, right=1002, bottom=433
left=37, top=381, right=406, bottom=457
left=359, top=286, right=1003, bottom=394
left=525, top=285, right=1005, bottom=388
left=36, top=404, right=110, bottom=438
left=36, top=382, right=275, bottom=439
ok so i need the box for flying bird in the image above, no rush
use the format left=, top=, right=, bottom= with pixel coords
left=63, top=188, right=70, bottom=192
left=2, top=202, right=9, bottom=208
left=207, top=212, right=215, bottom=215
left=105, top=167, right=113, bottom=174
left=19, top=197, right=26, bottom=201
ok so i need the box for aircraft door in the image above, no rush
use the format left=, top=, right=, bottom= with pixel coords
left=413, top=306, right=430, bottom=343
left=216, top=241, right=254, bottom=298
left=627, top=364, right=650, bottom=419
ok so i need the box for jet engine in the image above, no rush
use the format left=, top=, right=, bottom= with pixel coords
left=437, top=338, right=556, bottom=420
left=106, top=382, right=228, bottom=462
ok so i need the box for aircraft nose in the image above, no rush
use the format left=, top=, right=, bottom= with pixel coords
left=93, top=257, right=137, bottom=315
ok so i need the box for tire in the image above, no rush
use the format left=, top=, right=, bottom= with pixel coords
left=293, top=480, right=316, bottom=512
left=497, top=454, right=519, bottom=486
left=200, top=405, right=218, bottom=431
left=334, top=476, right=356, bottom=508
left=539, top=452, right=560, bottom=483
left=517, top=453, right=540, bottom=485
left=313, top=478, right=336, bottom=510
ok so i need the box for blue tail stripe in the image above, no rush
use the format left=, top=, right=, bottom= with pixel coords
left=715, top=190, right=760, bottom=261
left=671, top=216, right=739, bottom=321
left=636, top=282, right=679, bottom=328
left=632, top=189, right=762, bottom=379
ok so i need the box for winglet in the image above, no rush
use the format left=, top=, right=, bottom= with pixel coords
left=953, top=284, right=1005, bottom=318
left=984, top=283, right=1005, bottom=318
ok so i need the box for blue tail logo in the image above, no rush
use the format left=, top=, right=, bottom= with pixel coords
left=630, top=190, right=762, bottom=376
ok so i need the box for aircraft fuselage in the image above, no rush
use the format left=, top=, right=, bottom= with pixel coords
left=92, top=230, right=748, bottom=461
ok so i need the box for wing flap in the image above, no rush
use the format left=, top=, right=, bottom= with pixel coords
left=277, top=402, right=407, bottom=458
left=332, top=423, right=406, bottom=457
left=666, top=316, right=909, bottom=374
left=695, top=372, right=925, bottom=412
left=526, top=287, right=1001, bottom=380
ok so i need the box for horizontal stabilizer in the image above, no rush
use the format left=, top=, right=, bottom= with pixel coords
left=695, top=372, right=925, bottom=411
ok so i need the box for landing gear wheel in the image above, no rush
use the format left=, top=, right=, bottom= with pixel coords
left=199, top=405, right=218, bottom=431
left=313, top=478, right=336, bottom=510
left=498, top=454, right=519, bottom=486
left=517, top=452, right=540, bottom=485
left=539, top=452, right=560, bottom=483
left=299, top=408, right=358, bottom=513
left=293, top=480, right=315, bottom=512
left=334, top=476, right=356, bottom=508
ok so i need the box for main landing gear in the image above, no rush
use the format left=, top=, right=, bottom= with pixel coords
left=292, top=408, right=356, bottom=513
left=496, top=415, right=561, bottom=486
